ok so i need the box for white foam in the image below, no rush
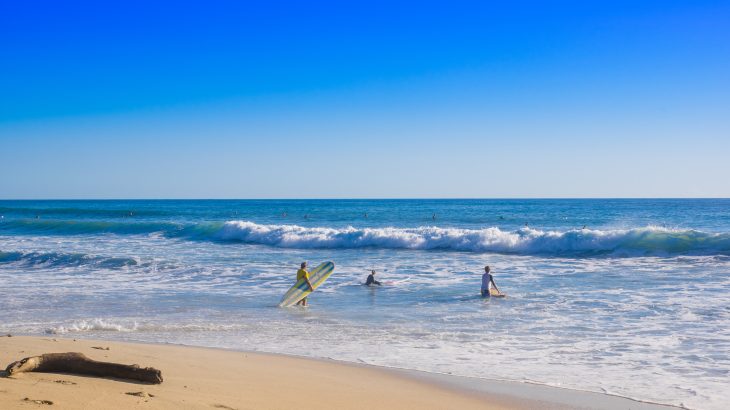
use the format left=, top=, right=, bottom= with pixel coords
left=216, top=221, right=730, bottom=256
left=47, top=318, right=138, bottom=334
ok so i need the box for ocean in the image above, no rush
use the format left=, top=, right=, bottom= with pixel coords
left=1, top=199, right=728, bottom=409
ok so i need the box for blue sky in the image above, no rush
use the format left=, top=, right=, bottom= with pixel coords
left=1, top=1, right=728, bottom=198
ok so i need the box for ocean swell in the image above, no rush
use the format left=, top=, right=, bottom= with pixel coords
left=0, top=219, right=187, bottom=235
left=0, top=218, right=227, bottom=238
left=0, top=250, right=139, bottom=269
left=0, top=206, right=171, bottom=218
left=216, top=221, right=730, bottom=256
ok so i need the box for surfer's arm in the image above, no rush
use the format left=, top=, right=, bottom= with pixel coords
left=305, top=278, right=314, bottom=291
left=374, top=279, right=382, bottom=286
left=490, top=278, right=500, bottom=293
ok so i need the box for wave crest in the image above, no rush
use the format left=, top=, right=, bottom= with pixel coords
left=216, top=221, right=730, bottom=256
left=3, top=218, right=729, bottom=256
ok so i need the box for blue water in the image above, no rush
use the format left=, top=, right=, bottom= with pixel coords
left=1, top=199, right=729, bottom=409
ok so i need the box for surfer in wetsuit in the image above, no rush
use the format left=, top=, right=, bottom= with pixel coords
left=296, top=262, right=314, bottom=306
left=365, top=270, right=381, bottom=286
left=481, top=266, right=500, bottom=297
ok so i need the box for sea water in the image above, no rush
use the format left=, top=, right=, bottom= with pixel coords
left=1, top=199, right=728, bottom=409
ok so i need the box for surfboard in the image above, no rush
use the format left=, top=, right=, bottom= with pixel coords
left=489, top=288, right=506, bottom=298
left=278, top=261, right=335, bottom=307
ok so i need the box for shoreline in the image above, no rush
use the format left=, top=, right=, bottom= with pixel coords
left=205, top=348, right=682, bottom=410
left=224, top=349, right=682, bottom=410
left=1, top=335, right=678, bottom=409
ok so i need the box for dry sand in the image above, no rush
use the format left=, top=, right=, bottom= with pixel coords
left=0, top=336, right=674, bottom=410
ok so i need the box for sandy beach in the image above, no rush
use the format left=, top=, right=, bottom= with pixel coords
left=0, top=336, right=676, bottom=410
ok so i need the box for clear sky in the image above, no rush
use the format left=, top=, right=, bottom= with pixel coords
left=1, top=1, right=728, bottom=198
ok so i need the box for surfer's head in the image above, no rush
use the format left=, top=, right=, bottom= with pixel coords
left=484, top=266, right=491, bottom=273
left=371, top=270, right=376, bottom=275
left=301, top=262, right=307, bottom=269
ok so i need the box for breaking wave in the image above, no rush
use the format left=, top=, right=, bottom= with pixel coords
left=3, top=219, right=730, bottom=256
left=215, top=221, right=730, bottom=256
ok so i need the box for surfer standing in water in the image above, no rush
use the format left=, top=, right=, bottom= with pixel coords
left=481, top=266, right=501, bottom=297
left=296, top=262, right=314, bottom=306
left=365, top=270, right=381, bottom=286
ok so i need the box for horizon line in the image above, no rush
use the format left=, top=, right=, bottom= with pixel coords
left=1, top=197, right=728, bottom=201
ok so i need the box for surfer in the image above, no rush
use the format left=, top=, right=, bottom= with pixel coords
left=296, top=262, right=314, bottom=306
left=481, top=266, right=501, bottom=298
left=365, top=270, right=381, bottom=286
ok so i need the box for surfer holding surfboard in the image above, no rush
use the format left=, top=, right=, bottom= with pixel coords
left=481, top=266, right=504, bottom=298
left=279, top=261, right=336, bottom=307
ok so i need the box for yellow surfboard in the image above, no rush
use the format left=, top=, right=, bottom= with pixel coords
left=490, top=288, right=506, bottom=298
left=278, top=261, right=335, bottom=307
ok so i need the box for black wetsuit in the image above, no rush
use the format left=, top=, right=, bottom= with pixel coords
left=366, top=274, right=381, bottom=286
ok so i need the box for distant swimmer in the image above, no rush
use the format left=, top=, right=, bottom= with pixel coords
left=432, top=213, right=436, bottom=221
left=304, top=214, right=309, bottom=219
left=296, top=262, right=314, bottom=307
left=365, top=270, right=381, bottom=286
left=481, top=266, right=501, bottom=298
left=282, top=212, right=287, bottom=217
left=582, top=225, right=587, bottom=230
left=364, top=212, right=368, bottom=219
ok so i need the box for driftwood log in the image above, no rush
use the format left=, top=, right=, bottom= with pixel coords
left=4, top=352, right=162, bottom=384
